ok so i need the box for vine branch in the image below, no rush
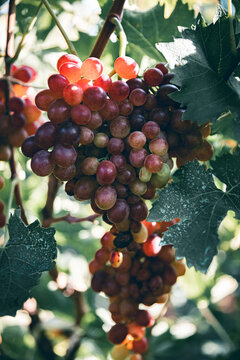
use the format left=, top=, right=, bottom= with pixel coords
left=43, top=212, right=100, bottom=228
left=41, top=0, right=78, bottom=55
left=90, top=0, right=126, bottom=58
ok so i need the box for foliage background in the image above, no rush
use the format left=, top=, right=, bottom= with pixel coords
left=0, top=0, right=240, bottom=359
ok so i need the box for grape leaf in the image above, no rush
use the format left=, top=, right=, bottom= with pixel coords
left=157, top=7, right=240, bottom=140
left=0, top=211, right=57, bottom=317
left=122, top=0, right=194, bottom=62
left=148, top=149, right=240, bottom=273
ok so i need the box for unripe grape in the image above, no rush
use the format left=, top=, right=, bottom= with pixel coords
left=129, top=179, right=147, bottom=196
left=114, top=56, right=139, bottom=79
left=80, top=57, right=103, bottom=80
left=81, top=157, right=98, bottom=175
left=150, top=163, right=170, bottom=188
left=149, top=137, right=168, bottom=156
left=94, top=132, right=109, bottom=148
left=59, top=62, right=82, bottom=83
left=57, top=53, right=82, bottom=71
left=139, top=166, right=152, bottom=182
left=132, top=223, right=148, bottom=243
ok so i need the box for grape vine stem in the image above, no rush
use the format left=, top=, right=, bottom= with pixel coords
left=111, top=16, right=127, bottom=58
left=41, top=0, right=78, bottom=56
left=90, top=0, right=126, bottom=58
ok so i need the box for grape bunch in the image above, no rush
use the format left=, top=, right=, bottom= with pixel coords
left=89, top=220, right=186, bottom=359
left=0, top=175, right=5, bottom=228
left=21, top=54, right=213, bottom=246
left=0, top=65, right=44, bottom=162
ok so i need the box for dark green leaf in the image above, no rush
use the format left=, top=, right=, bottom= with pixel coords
left=157, top=8, right=240, bottom=140
left=122, top=0, right=195, bottom=62
left=0, top=211, right=57, bottom=317
left=148, top=150, right=240, bottom=272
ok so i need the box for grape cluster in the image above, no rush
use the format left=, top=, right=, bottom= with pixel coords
left=89, top=220, right=186, bottom=359
left=0, top=175, right=5, bottom=228
left=21, top=53, right=213, bottom=246
left=0, top=65, right=44, bottom=162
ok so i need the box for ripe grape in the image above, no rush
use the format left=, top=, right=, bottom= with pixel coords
left=63, top=83, right=83, bottom=105
left=83, top=86, right=107, bottom=111
left=31, top=150, right=54, bottom=176
left=108, top=80, right=130, bottom=102
left=48, top=74, right=69, bottom=97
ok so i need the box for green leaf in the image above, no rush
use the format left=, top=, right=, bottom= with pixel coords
left=122, top=0, right=195, bottom=62
left=0, top=211, right=57, bottom=317
left=157, top=8, right=240, bottom=140
left=148, top=150, right=240, bottom=272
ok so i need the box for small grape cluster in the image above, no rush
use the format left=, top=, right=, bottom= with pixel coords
left=0, top=175, right=5, bottom=228
left=0, top=65, right=44, bottom=162
left=89, top=220, right=186, bottom=359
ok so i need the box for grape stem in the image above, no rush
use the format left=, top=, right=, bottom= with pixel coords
left=42, top=212, right=100, bottom=228
left=90, top=0, right=126, bottom=58
left=41, top=0, right=78, bottom=56
left=11, top=2, right=43, bottom=63
left=111, top=16, right=127, bottom=58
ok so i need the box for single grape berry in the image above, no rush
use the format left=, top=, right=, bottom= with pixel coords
left=114, top=56, right=139, bottom=79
